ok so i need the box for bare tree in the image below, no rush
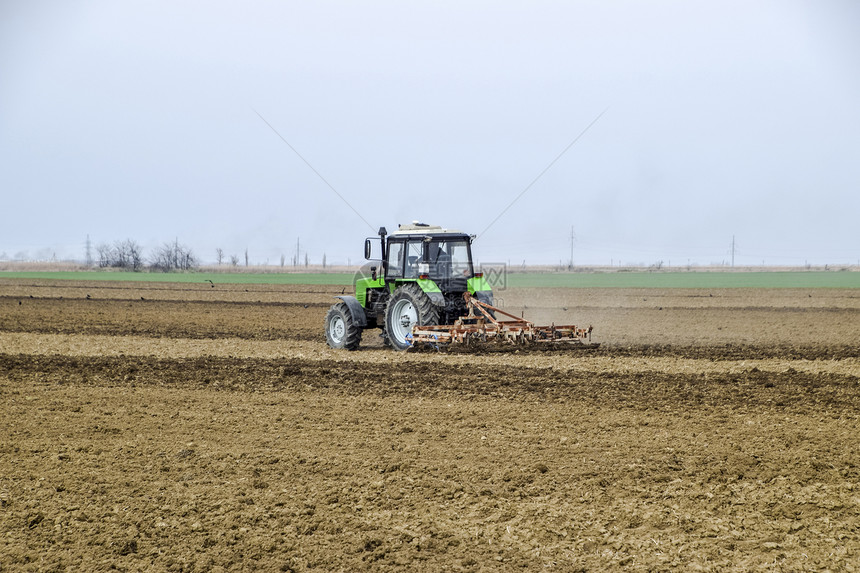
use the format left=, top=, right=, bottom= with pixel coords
left=96, top=243, right=113, bottom=268
left=150, top=244, right=173, bottom=272
left=230, top=254, right=239, bottom=266
left=244, top=248, right=249, bottom=267
left=114, top=245, right=128, bottom=268
left=118, top=239, right=143, bottom=270
left=150, top=240, right=197, bottom=272
left=322, top=253, right=326, bottom=269
left=93, top=239, right=143, bottom=270
left=216, top=248, right=224, bottom=265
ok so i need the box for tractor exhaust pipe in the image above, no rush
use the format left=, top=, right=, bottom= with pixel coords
left=378, top=226, right=387, bottom=273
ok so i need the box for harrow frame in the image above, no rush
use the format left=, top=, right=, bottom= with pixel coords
left=408, top=293, right=596, bottom=350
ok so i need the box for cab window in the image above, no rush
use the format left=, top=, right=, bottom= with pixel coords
left=404, top=241, right=423, bottom=278
left=428, top=239, right=472, bottom=277
left=386, top=241, right=404, bottom=278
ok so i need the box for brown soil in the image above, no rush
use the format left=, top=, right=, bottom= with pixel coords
left=1, top=280, right=858, bottom=571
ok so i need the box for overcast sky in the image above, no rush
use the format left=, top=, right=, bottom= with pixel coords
left=2, top=1, right=859, bottom=267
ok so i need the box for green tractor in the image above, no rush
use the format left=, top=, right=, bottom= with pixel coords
left=325, top=223, right=493, bottom=351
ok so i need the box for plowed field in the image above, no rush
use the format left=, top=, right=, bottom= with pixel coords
left=1, top=279, right=858, bottom=571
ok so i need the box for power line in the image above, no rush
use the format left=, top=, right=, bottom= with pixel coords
left=477, top=107, right=609, bottom=239
left=254, top=109, right=375, bottom=233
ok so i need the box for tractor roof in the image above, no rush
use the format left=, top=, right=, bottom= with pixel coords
left=390, top=223, right=466, bottom=237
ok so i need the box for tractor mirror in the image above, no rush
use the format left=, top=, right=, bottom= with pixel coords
left=364, top=239, right=372, bottom=259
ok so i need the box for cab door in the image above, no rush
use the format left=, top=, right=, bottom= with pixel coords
left=385, top=240, right=405, bottom=283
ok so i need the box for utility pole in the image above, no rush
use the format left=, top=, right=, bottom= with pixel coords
left=85, top=235, right=92, bottom=267
left=569, top=226, right=575, bottom=271
left=731, top=235, right=736, bottom=268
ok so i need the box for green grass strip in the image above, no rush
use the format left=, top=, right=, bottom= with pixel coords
left=502, top=271, right=860, bottom=289
left=0, top=271, right=355, bottom=286
left=0, top=270, right=857, bottom=288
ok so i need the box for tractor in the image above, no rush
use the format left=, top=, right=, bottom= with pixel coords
left=324, top=222, right=595, bottom=351
left=324, top=223, right=493, bottom=351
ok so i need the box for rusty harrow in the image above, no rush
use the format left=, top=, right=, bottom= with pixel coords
left=408, top=293, right=596, bottom=350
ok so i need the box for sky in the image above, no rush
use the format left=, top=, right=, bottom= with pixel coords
left=2, top=0, right=859, bottom=267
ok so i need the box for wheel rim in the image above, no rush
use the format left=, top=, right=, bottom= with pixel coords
left=389, top=299, right=417, bottom=344
left=330, top=315, right=346, bottom=344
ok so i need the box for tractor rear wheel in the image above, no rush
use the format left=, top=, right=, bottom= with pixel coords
left=384, top=283, right=440, bottom=351
left=325, top=301, right=362, bottom=350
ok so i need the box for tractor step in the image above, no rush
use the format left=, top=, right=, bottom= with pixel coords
left=408, top=294, right=595, bottom=350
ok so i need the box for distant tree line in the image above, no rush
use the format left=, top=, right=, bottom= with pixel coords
left=95, top=239, right=197, bottom=272
left=211, top=237, right=328, bottom=268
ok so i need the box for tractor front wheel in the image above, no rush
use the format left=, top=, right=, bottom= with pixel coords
left=325, top=301, right=362, bottom=350
left=384, top=283, right=440, bottom=351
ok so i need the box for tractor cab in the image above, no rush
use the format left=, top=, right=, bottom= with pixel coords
left=382, top=224, right=474, bottom=291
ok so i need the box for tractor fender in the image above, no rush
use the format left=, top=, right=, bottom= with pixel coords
left=426, top=291, right=446, bottom=307
left=334, top=296, right=368, bottom=327
left=412, top=278, right=445, bottom=307
left=474, top=290, right=494, bottom=306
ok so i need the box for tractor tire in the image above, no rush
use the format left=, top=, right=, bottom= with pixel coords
left=325, top=301, right=363, bottom=350
left=383, top=283, right=440, bottom=351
